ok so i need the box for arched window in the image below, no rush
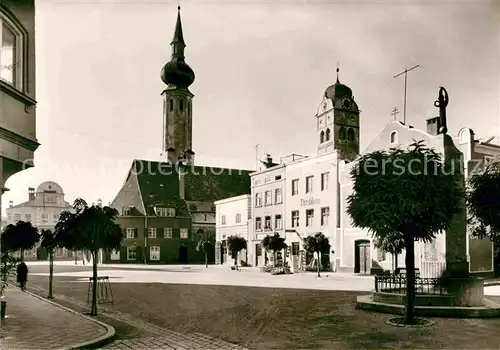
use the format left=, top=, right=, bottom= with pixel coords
left=347, top=128, right=355, bottom=142
left=325, top=128, right=331, bottom=141
left=221, top=215, right=226, bottom=225
left=339, top=127, right=346, bottom=140
left=390, top=131, right=397, bottom=144
left=180, top=99, right=184, bottom=112
left=169, top=98, right=174, bottom=111
left=235, top=213, right=241, bottom=223
left=0, top=10, right=25, bottom=90
left=320, top=131, right=325, bottom=143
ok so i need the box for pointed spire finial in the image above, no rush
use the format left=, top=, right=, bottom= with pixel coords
left=336, top=62, right=340, bottom=83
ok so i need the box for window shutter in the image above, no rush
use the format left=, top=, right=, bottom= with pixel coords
left=134, top=228, right=138, bottom=238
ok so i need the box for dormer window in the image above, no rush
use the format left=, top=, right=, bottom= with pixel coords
left=123, top=207, right=131, bottom=216
left=390, top=131, right=397, bottom=144
left=155, top=207, right=175, bottom=217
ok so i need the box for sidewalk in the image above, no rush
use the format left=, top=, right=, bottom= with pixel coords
left=0, top=286, right=115, bottom=349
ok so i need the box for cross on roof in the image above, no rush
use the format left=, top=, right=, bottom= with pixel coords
left=391, top=107, right=400, bottom=121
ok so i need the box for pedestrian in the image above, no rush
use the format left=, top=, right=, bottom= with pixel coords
left=331, top=250, right=336, bottom=272
left=16, top=261, right=28, bottom=291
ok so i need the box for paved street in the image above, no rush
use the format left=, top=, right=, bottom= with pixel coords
left=104, top=334, right=246, bottom=349
left=0, top=286, right=113, bottom=349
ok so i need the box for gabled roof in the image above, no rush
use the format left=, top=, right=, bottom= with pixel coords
left=131, top=160, right=251, bottom=217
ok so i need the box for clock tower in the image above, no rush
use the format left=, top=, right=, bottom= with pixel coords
left=315, top=68, right=360, bottom=161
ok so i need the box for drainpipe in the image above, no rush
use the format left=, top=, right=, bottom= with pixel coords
left=144, top=216, right=147, bottom=265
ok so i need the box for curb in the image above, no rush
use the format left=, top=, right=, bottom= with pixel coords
left=23, top=289, right=116, bottom=349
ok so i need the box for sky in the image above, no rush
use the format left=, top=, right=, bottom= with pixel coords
left=2, top=0, right=500, bottom=213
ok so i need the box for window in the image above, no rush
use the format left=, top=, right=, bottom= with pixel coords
left=264, top=216, right=272, bottom=230
left=377, top=249, right=386, bottom=262
left=41, top=213, right=48, bottom=222
left=52, top=213, right=59, bottom=221
left=45, top=194, right=56, bottom=204
left=0, top=17, right=21, bottom=88
left=291, top=211, right=299, bottom=227
left=325, top=128, right=331, bottom=141
left=264, top=191, right=272, bottom=206
left=255, top=193, right=262, bottom=207
left=180, top=228, right=188, bottom=239
left=275, top=188, right=282, bottom=203
left=292, top=179, right=299, bottom=195
left=156, top=207, right=175, bottom=217
left=264, top=177, right=271, bottom=183
left=221, top=215, right=226, bottom=225
left=127, top=247, right=136, bottom=260
left=24, top=214, right=32, bottom=222
left=150, top=246, right=160, bottom=260
left=148, top=228, right=157, bottom=238
left=390, top=131, right=397, bottom=144
left=169, top=98, right=173, bottom=111
left=306, top=176, right=314, bottom=193
left=235, top=213, right=241, bottom=223
left=321, top=172, right=329, bottom=191
left=275, top=214, right=282, bottom=230
left=123, top=207, right=131, bottom=216
left=179, top=99, right=184, bottom=112
left=321, top=207, right=330, bottom=226
left=255, top=217, right=262, bottom=231
left=339, top=127, right=346, bottom=140
left=275, top=175, right=282, bottom=181
left=14, top=213, right=21, bottom=222
left=164, top=228, right=173, bottom=239
left=110, top=249, right=120, bottom=260
left=347, top=128, right=355, bottom=142
left=306, top=209, right=314, bottom=227
left=292, top=242, right=300, bottom=256
left=320, top=130, right=325, bottom=143
left=126, top=228, right=136, bottom=239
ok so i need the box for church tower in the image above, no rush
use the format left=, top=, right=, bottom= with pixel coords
left=315, top=68, right=360, bottom=161
left=161, top=6, right=195, bottom=165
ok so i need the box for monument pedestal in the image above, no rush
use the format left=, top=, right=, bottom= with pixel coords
left=446, top=277, right=485, bottom=307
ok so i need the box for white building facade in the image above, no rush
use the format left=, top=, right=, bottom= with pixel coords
left=215, top=194, right=251, bottom=265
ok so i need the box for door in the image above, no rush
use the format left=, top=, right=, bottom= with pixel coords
left=179, top=246, right=188, bottom=264
left=255, top=243, right=261, bottom=266
left=354, top=240, right=370, bottom=274
left=150, top=246, right=160, bottom=261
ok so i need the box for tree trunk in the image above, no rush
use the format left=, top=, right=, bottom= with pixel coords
left=20, top=249, right=24, bottom=262
left=48, top=250, right=54, bottom=299
left=404, top=238, right=416, bottom=324
left=235, top=251, right=239, bottom=271
left=205, top=251, right=208, bottom=268
left=283, top=248, right=286, bottom=269
left=317, top=251, right=321, bottom=277
left=273, top=251, right=277, bottom=267
left=90, top=250, right=98, bottom=316
left=74, top=250, right=77, bottom=265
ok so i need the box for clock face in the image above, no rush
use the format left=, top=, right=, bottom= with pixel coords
left=341, top=97, right=351, bottom=110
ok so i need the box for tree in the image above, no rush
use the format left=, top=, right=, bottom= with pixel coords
left=2, top=221, right=40, bottom=261
left=227, top=235, right=247, bottom=271
left=373, top=231, right=405, bottom=271
left=346, top=141, right=462, bottom=324
left=466, top=160, right=500, bottom=246
left=40, top=229, right=57, bottom=299
left=56, top=198, right=123, bottom=316
left=261, top=233, right=287, bottom=268
left=196, top=240, right=212, bottom=268
left=303, top=232, right=330, bottom=277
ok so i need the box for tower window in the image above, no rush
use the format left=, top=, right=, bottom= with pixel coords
left=169, top=98, right=174, bottom=111
left=325, top=128, right=331, bottom=141
left=339, top=127, right=346, bottom=140
left=320, top=131, right=325, bottom=143
left=390, top=131, right=397, bottom=144
left=188, top=101, right=191, bottom=115
left=347, top=128, right=355, bottom=142
left=180, top=99, right=184, bottom=112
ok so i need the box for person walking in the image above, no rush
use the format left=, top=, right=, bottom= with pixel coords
left=16, top=261, right=28, bottom=291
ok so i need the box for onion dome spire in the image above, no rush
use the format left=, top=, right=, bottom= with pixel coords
left=160, top=6, right=195, bottom=88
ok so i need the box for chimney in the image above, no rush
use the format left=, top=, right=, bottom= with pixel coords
left=9, top=200, right=13, bottom=208
left=28, top=187, right=35, bottom=202
left=167, top=147, right=177, bottom=164
left=97, top=198, right=103, bottom=207
left=426, top=117, right=441, bottom=136
left=265, top=154, right=274, bottom=168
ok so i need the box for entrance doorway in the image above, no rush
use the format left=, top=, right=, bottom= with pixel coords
left=255, top=243, right=261, bottom=266
left=179, top=246, right=188, bottom=264
left=354, top=240, right=370, bottom=274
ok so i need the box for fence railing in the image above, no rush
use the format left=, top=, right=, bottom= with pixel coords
left=87, top=276, right=114, bottom=304
left=375, top=274, right=448, bottom=295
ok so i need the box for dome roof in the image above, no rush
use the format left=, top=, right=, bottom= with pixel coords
left=161, top=60, right=195, bottom=88
left=36, top=181, right=63, bottom=194
left=324, top=80, right=353, bottom=101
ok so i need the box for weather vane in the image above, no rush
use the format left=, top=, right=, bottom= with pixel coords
left=434, top=86, right=449, bottom=134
